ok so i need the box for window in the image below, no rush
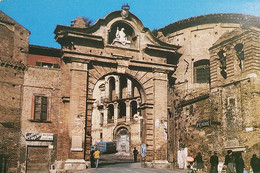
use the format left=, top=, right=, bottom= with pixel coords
left=33, top=96, right=48, bottom=121
left=217, top=50, right=227, bottom=79
left=119, top=76, right=127, bottom=99
left=118, top=102, right=126, bottom=119
left=130, top=101, right=137, bottom=120
left=194, top=60, right=210, bottom=83
left=107, top=104, right=114, bottom=123
left=234, top=43, right=244, bottom=69
left=36, top=62, right=60, bottom=69
left=100, top=133, right=103, bottom=141
left=108, top=77, right=115, bottom=101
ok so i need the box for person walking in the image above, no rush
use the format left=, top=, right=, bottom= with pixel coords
left=210, top=151, right=219, bottom=173
left=194, top=152, right=204, bottom=173
left=90, top=149, right=95, bottom=168
left=93, top=148, right=101, bottom=168
left=235, top=152, right=245, bottom=173
left=133, top=147, right=139, bottom=162
left=250, top=154, right=260, bottom=173
left=224, top=150, right=235, bottom=173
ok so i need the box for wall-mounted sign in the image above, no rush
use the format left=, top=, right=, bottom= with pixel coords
left=141, top=144, right=146, bottom=157
left=25, top=133, right=54, bottom=141
left=196, top=119, right=211, bottom=128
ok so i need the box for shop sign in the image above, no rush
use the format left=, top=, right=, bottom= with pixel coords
left=196, top=119, right=211, bottom=128
left=25, top=133, right=54, bottom=141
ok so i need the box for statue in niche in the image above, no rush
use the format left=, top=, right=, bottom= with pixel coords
left=112, top=27, right=131, bottom=46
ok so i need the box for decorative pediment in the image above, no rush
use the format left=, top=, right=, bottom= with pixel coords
left=54, top=5, right=181, bottom=67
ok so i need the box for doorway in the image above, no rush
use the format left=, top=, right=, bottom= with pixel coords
left=116, top=128, right=129, bottom=153
left=26, top=146, right=49, bottom=173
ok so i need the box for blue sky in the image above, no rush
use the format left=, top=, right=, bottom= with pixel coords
left=0, top=0, right=260, bottom=48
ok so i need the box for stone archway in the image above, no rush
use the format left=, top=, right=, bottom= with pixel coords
left=115, top=127, right=130, bottom=154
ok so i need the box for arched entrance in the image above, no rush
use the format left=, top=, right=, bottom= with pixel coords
left=115, top=127, right=130, bottom=154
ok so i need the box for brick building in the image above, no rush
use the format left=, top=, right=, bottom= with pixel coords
left=0, top=8, right=260, bottom=173
left=159, top=14, right=260, bottom=170
left=0, top=11, right=28, bottom=173
left=19, top=45, right=61, bottom=172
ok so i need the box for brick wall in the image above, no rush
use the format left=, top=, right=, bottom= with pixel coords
left=0, top=11, right=29, bottom=173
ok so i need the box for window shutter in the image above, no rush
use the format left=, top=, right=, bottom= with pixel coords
left=34, top=96, right=41, bottom=120
left=41, top=97, right=48, bottom=121
left=196, top=67, right=210, bottom=83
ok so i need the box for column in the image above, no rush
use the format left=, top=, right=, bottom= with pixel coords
left=127, top=79, right=132, bottom=97
left=114, top=102, right=118, bottom=124
left=126, top=100, right=130, bottom=122
left=153, top=69, right=168, bottom=161
left=104, top=76, right=109, bottom=101
left=115, top=76, right=119, bottom=99
left=103, top=105, right=108, bottom=125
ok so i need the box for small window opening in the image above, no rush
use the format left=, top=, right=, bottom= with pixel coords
left=234, top=43, right=244, bottom=69
left=107, top=104, right=114, bottom=123
left=217, top=50, right=227, bottom=79
left=194, top=59, right=210, bottom=83
left=109, top=77, right=115, bottom=101
left=118, top=102, right=126, bottom=119
left=130, top=101, right=137, bottom=120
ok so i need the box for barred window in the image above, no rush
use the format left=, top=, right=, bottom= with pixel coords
left=34, top=96, right=48, bottom=121
left=194, top=60, right=210, bottom=83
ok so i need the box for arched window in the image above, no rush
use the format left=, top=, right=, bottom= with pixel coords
left=194, top=59, right=210, bottom=83
left=118, top=102, right=126, bottom=119
left=131, top=80, right=140, bottom=97
left=107, top=104, right=114, bottom=123
left=234, top=43, right=244, bottom=69
left=130, top=101, right=137, bottom=120
left=109, top=77, right=115, bottom=101
left=119, top=76, right=127, bottom=99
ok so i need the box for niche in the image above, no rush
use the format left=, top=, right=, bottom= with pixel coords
left=108, top=22, right=137, bottom=48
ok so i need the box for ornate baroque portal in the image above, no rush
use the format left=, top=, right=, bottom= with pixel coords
left=54, top=4, right=181, bottom=167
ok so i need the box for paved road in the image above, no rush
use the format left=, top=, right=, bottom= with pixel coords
left=76, top=162, right=187, bottom=173
left=74, top=153, right=188, bottom=173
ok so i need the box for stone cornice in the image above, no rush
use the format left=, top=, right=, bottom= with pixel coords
left=29, top=44, right=61, bottom=57
left=159, top=13, right=260, bottom=36
left=145, top=44, right=179, bottom=53
left=61, top=50, right=176, bottom=72
left=209, top=28, right=258, bottom=50
left=0, top=11, right=30, bottom=32
left=178, top=94, right=209, bottom=107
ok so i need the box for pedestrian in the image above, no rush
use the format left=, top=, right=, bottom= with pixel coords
left=133, top=147, right=139, bottom=162
left=224, top=150, right=235, bottom=173
left=235, top=152, right=245, bottom=173
left=194, top=152, right=204, bottom=173
left=90, top=145, right=96, bottom=168
left=93, top=148, right=101, bottom=168
left=210, top=151, right=219, bottom=173
left=250, top=154, right=260, bottom=173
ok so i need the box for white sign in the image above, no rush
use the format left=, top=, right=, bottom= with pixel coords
left=25, top=133, right=54, bottom=141
left=141, top=144, right=146, bottom=157
left=245, top=127, right=253, bottom=132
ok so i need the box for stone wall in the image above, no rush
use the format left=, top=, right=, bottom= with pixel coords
left=160, top=15, right=260, bottom=170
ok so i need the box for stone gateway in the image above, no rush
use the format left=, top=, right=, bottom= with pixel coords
left=0, top=6, right=259, bottom=173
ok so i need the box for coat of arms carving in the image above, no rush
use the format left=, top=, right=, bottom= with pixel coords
left=121, top=4, right=130, bottom=19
